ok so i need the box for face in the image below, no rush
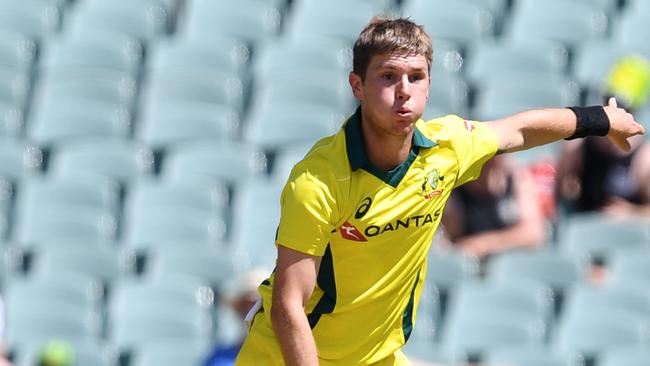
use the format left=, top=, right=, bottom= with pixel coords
left=349, top=52, right=430, bottom=137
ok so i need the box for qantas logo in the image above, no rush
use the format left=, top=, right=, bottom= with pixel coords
left=339, top=209, right=442, bottom=241
left=339, top=221, right=367, bottom=241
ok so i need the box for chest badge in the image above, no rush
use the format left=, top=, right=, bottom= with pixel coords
left=421, top=169, right=445, bottom=200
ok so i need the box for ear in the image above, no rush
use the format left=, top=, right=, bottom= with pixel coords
left=349, top=72, right=364, bottom=102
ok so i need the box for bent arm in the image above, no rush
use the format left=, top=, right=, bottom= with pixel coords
left=489, top=98, right=645, bottom=154
left=271, top=245, right=321, bottom=366
left=455, top=168, right=546, bottom=257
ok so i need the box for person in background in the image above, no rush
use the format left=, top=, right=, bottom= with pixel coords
left=36, top=341, right=75, bottom=366
left=441, top=154, right=547, bottom=260
left=557, top=54, right=650, bottom=219
left=0, top=297, right=13, bottom=366
left=203, top=268, right=269, bottom=366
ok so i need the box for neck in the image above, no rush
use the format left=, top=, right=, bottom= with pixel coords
left=361, top=114, right=414, bottom=171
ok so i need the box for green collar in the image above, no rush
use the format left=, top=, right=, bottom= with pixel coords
left=344, top=107, right=437, bottom=187
left=345, top=107, right=436, bottom=171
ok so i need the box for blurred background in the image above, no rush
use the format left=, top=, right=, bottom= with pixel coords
left=0, top=0, right=649, bottom=365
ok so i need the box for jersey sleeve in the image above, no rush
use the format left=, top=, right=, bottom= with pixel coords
left=447, top=117, right=499, bottom=187
left=275, top=167, right=338, bottom=257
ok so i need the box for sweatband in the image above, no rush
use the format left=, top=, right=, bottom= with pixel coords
left=565, top=106, right=610, bottom=140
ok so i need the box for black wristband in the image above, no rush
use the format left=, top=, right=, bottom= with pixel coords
left=565, top=106, right=610, bottom=140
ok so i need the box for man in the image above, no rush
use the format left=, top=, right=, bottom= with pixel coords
left=236, top=17, right=644, bottom=365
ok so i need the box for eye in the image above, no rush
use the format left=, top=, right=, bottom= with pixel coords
left=382, top=73, right=394, bottom=81
left=409, top=73, right=425, bottom=82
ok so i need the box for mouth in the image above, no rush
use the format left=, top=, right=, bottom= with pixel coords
left=396, top=108, right=413, bottom=118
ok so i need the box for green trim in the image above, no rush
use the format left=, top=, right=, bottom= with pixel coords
left=344, top=107, right=437, bottom=187
left=364, top=148, right=419, bottom=188
left=307, top=244, right=336, bottom=329
left=402, top=269, right=421, bottom=343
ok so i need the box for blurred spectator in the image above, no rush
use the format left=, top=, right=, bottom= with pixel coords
left=0, top=297, right=13, bottom=366
left=557, top=55, right=650, bottom=218
left=36, top=341, right=75, bottom=366
left=441, top=155, right=547, bottom=259
left=202, top=267, right=269, bottom=366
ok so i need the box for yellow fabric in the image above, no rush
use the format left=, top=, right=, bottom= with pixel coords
left=606, top=54, right=650, bottom=110
left=236, top=112, right=498, bottom=365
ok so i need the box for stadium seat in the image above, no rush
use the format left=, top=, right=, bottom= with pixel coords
left=403, top=342, right=467, bottom=365
left=557, top=213, right=650, bottom=259
left=143, top=69, right=245, bottom=114
left=48, top=139, right=156, bottom=184
left=609, top=250, right=650, bottom=286
left=403, top=0, right=495, bottom=46
left=69, top=0, right=171, bottom=43
left=600, top=345, right=650, bottom=366
left=465, top=39, right=568, bottom=87
left=562, top=283, right=650, bottom=321
left=148, top=37, right=247, bottom=76
left=14, top=341, right=116, bottom=366
left=252, top=35, right=351, bottom=78
left=487, top=250, right=585, bottom=294
left=615, top=6, right=650, bottom=46
left=130, top=342, right=211, bottom=366
left=442, top=309, right=546, bottom=357
left=28, top=100, right=132, bottom=145
left=0, top=1, right=61, bottom=40
left=0, top=102, right=24, bottom=137
left=441, top=279, right=551, bottom=357
left=5, top=273, right=102, bottom=344
left=39, top=34, right=143, bottom=79
left=162, top=141, right=268, bottom=186
left=37, top=71, right=137, bottom=106
left=32, top=241, right=125, bottom=284
left=553, top=309, right=650, bottom=360
left=122, top=180, right=229, bottom=249
left=506, top=0, right=608, bottom=47
left=243, top=102, right=344, bottom=149
left=0, top=140, right=43, bottom=181
left=147, top=242, right=235, bottom=289
left=108, top=277, right=214, bottom=351
left=0, top=177, right=10, bottom=240
left=0, top=30, right=36, bottom=72
left=472, top=77, right=580, bottom=121
left=425, top=253, right=479, bottom=293
left=230, top=179, right=283, bottom=270
left=13, top=205, right=117, bottom=243
left=185, top=0, right=282, bottom=45
left=14, top=176, right=120, bottom=215
left=484, top=344, right=584, bottom=366
left=138, top=103, right=240, bottom=149
left=285, top=0, right=382, bottom=43
left=251, top=70, right=353, bottom=114
left=0, top=70, right=30, bottom=111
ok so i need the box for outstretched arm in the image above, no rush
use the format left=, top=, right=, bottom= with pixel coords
left=271, top=245, right=321, bottom=366
left=489, top=98, right=645, bottom=154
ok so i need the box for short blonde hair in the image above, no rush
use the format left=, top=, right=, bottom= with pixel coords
left=353, top=16, right=433, bottom=80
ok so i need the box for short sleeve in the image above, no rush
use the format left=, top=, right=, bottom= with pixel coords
left=448, top=118, right=499, bottom=187
left=275, top=169, right=337, bottom=257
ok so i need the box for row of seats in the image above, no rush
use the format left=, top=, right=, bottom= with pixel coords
left=3, top=0, right=650, bottom=143
left=4, top=244, right=650, bottom=365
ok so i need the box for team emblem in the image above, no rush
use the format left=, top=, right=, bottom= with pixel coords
left=421, top=169, right=444, bottom=200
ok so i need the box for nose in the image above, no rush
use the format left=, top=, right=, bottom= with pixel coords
left=396, top=74, right=411, bottom=100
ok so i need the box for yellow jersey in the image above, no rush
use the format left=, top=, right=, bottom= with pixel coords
left=236, top=108, right=498, bottom=365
